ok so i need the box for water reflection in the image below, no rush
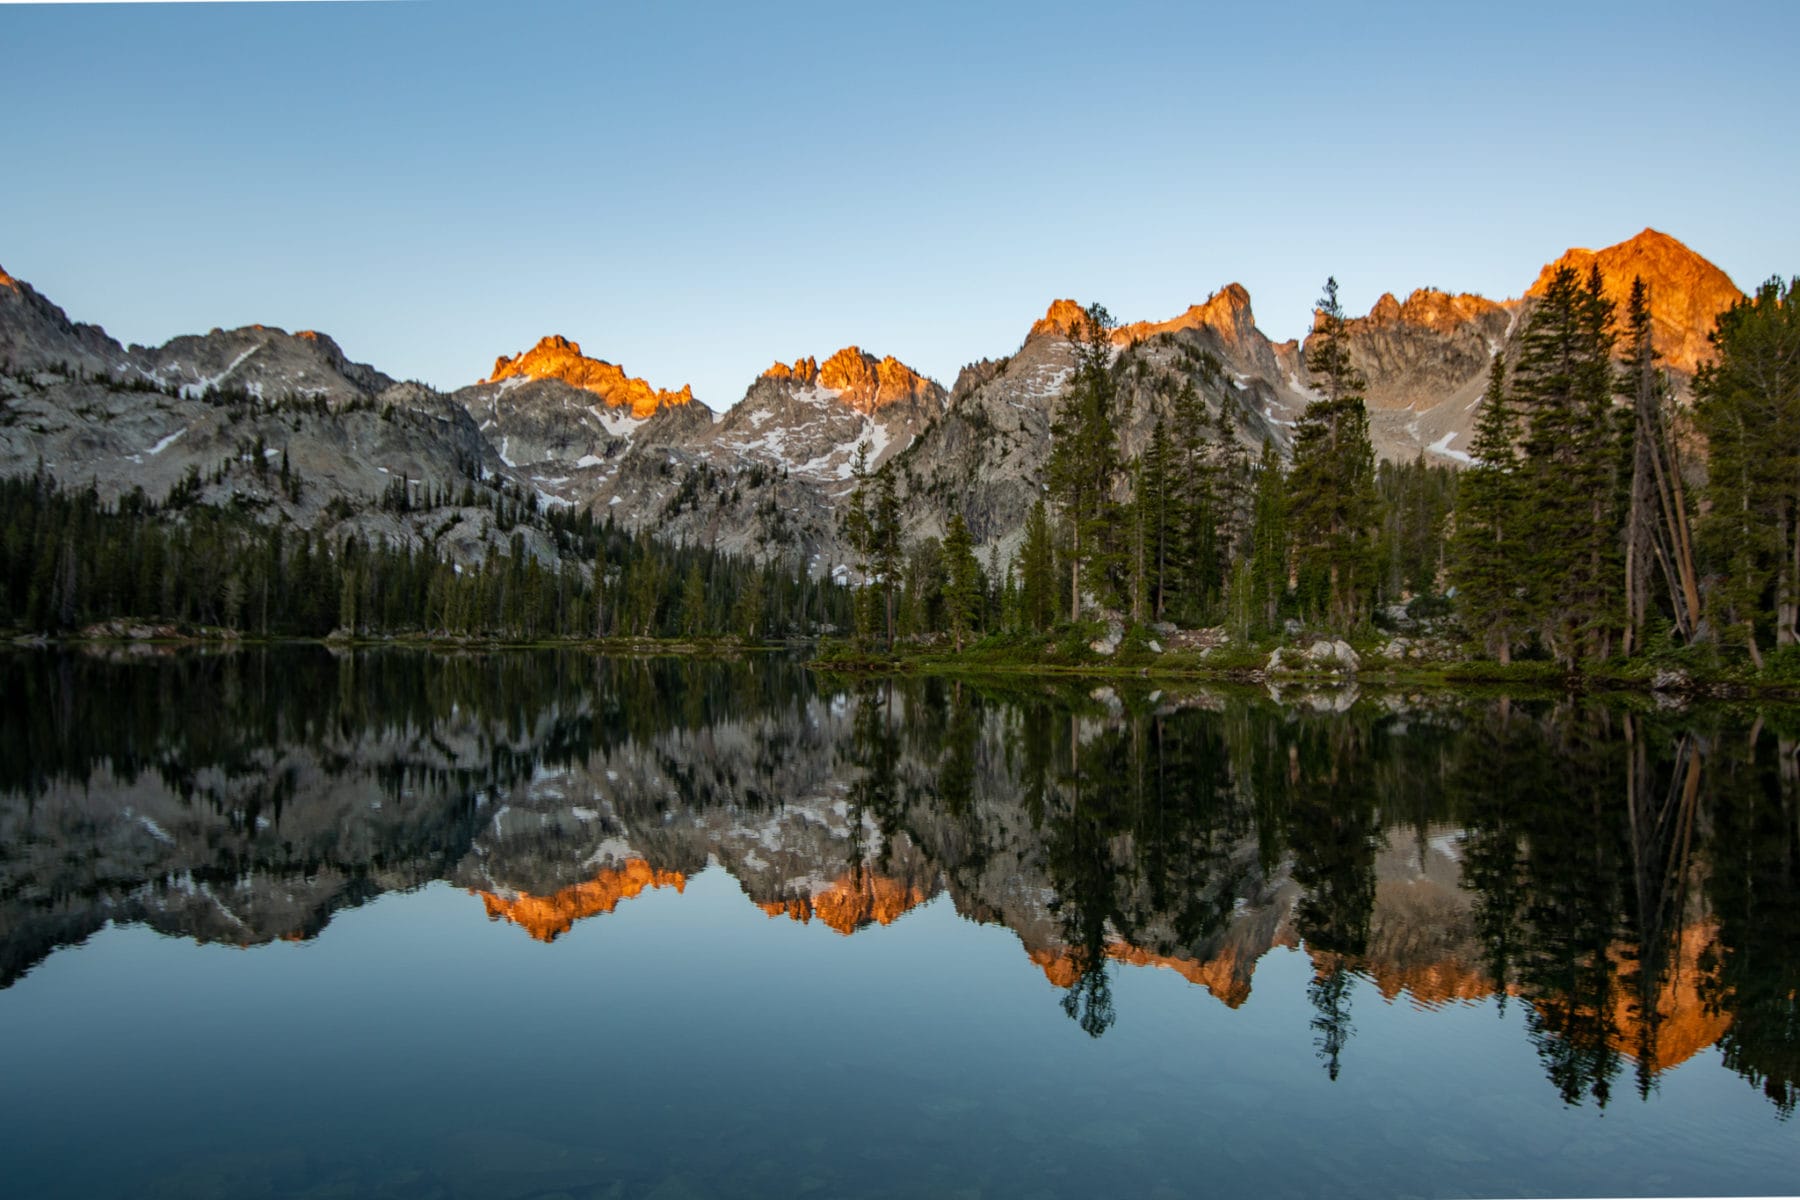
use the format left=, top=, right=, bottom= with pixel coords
left=1, top=648, right=1796, bottom=1117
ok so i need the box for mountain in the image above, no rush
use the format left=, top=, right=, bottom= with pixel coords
left=0, top=230, right=1754, bottom=573
left=0, top=286, right=558, bottom=567
left=707, top=345, right=944, bottom=484
left=885, top=293, right=1295, bottom=555
left=1335, top=228, right=1742, bottom=463
left=482, top=334, right=695, bottom=418
left=1527, top=227, right=1743, bottom=375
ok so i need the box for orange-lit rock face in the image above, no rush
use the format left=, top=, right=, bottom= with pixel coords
left=1360, top=288, right=1505, bottom=336
left=763, top=355, right=820, bottom=385
left=1362, top=956, right=1496, bottom=1009
left=1115, top=283, right=1260, bottom=347
left=758, top=871, right=929, bottom=935
left=0, top=265, right=17, bottom=290
left=1528, top=922, right=1732, bottom=1074
left=1528, top=228, right=1743, bottom=375
left=475, top=860, right=687, bottom=942
left=1029, top=298, right=1102, bottom=342
left=763, top=347, right=935, bottom=415
left=484, top=334, right=695, bottom=419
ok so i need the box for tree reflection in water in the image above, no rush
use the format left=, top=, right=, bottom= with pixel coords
left=1, top=648, right=1796, bottom=1115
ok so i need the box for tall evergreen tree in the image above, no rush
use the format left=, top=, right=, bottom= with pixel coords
left=1018, top=498, right=1057, bottom=632
left=1693, top=276, right=1800, bottom=664
left=1453, top=355, right=1529, bottom=662
left=1289, top=278, right=1379, bottom=629
left=941, top=513, right=982, bottom=651
left=1046, top=302, right=1122, bottom=620
left=1139, top=416, right=1177, bottom=621
left=1620, top=277, right=1702, bottom=652
left=1512, top=264, right=1622, bottom=665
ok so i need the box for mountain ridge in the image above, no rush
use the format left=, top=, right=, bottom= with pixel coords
left=0, top=228, right=1754, bottom=572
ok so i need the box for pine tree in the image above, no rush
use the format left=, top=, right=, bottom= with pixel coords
left=1694, top=276, right=1800, bottom=664
left=1246, top=441, right=1289, bottom=634
left=843, top=441, right=879, bottom=645
left=1138, top=416, right=1177, bottom=621
left=1620, top=277, right=1702, bottom=653
left=679, top=561, right=707, bottom=637
left=1290, top=278, right=1379, bottom=630
left=1047, top=302, right=1121, bottom=620
left=1511, top=264, right=1622, bottom=665
left=1019, top=498, right=1056, bottom=631
left=941, top=513, right=982, bottom=651
left=1453, top=354, right=1528, bottom=662
left=872, top=466, right=903, bottom=648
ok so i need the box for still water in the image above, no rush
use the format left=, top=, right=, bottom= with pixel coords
left=0, top=648, right=1794, bottom=1198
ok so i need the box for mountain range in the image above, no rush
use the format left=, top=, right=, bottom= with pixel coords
left=0, top=229, right=1746, bottom=572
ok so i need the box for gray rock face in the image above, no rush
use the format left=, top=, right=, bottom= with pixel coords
left=0, top=266, right=128, bottom=374
left=132, top=324, right=395, bottom=405
left=0, top=360, right=557, bottom=568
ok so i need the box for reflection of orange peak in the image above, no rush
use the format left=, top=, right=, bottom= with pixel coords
left=476, top=860, right=687, bottom=942
left=1529, top=922, right=1731, bottom=1074
left=1028, top=943, right=1256, bottom=1008
left=484, top=334, right=695, bottom=418
left=758, top=872, right=928, bottom=935
left=1364, top=958, right=1496, bottom=1009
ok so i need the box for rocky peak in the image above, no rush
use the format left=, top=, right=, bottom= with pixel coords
left=1527, top=228, right=1742, bottom=374
left=1116, top=283, right=1260, bottom=347
left=484, top=334, right=695, bottom=419
left=759, top=346, right=941, bottom=415
left=1361, top=288, right=1504, bottom=335
left=1028, top=298, right=1092, bottom=341
left=820, top=346, right=937, bottom=413
left=763, top=355, right=820, bottom=385
left=131, top=324, right=395, bottom=401
left=0, top=263, right=125, bottom=373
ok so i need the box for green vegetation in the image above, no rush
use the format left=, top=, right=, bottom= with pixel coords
left=833, top=270, right=1800, bottom=694
left=0, top=470, right=849, bottom=642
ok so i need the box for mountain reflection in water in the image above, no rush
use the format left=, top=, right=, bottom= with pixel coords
left=1, top=647, right=1796, bottom=1123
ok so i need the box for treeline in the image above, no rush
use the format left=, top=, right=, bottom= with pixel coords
left=846, top=271, right=1798, bottom=673
left=0, top=473, right=850, bottom=640
left=841, top=290, right=1456, bottom=650
left=1455, top=271, right=1800, bottom=668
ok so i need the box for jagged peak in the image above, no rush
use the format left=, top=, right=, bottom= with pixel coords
left=474, top=860, right=687, bottom=943
left=0, top=264, right=17, bottom=290
left=1028, top=298, right=1092, bottom=341
left=1115, top=283, right=1260, bottom=344
left=484, top=334, right=694, bottom=418
left=758, top=345, right=940, bottom=415
left=756, top=871, right=931, bottom=936
left=1359, top=288, right=1504, bottom=334
left=763, top=355, right=820, bottom=384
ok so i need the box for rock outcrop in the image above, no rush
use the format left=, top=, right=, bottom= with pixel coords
left=0, top=264, right=129, bottom=374
left=484, top=334, right=695, bottom=419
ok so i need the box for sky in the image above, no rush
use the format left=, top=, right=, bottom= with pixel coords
left=2, top=0, right=1795, bottom=409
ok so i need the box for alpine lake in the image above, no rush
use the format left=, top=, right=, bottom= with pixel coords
left=1, top=647, right=1795, bottom=1200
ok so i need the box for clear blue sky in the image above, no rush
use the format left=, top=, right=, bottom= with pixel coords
left=2, top=0, right=1794, bottom=408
